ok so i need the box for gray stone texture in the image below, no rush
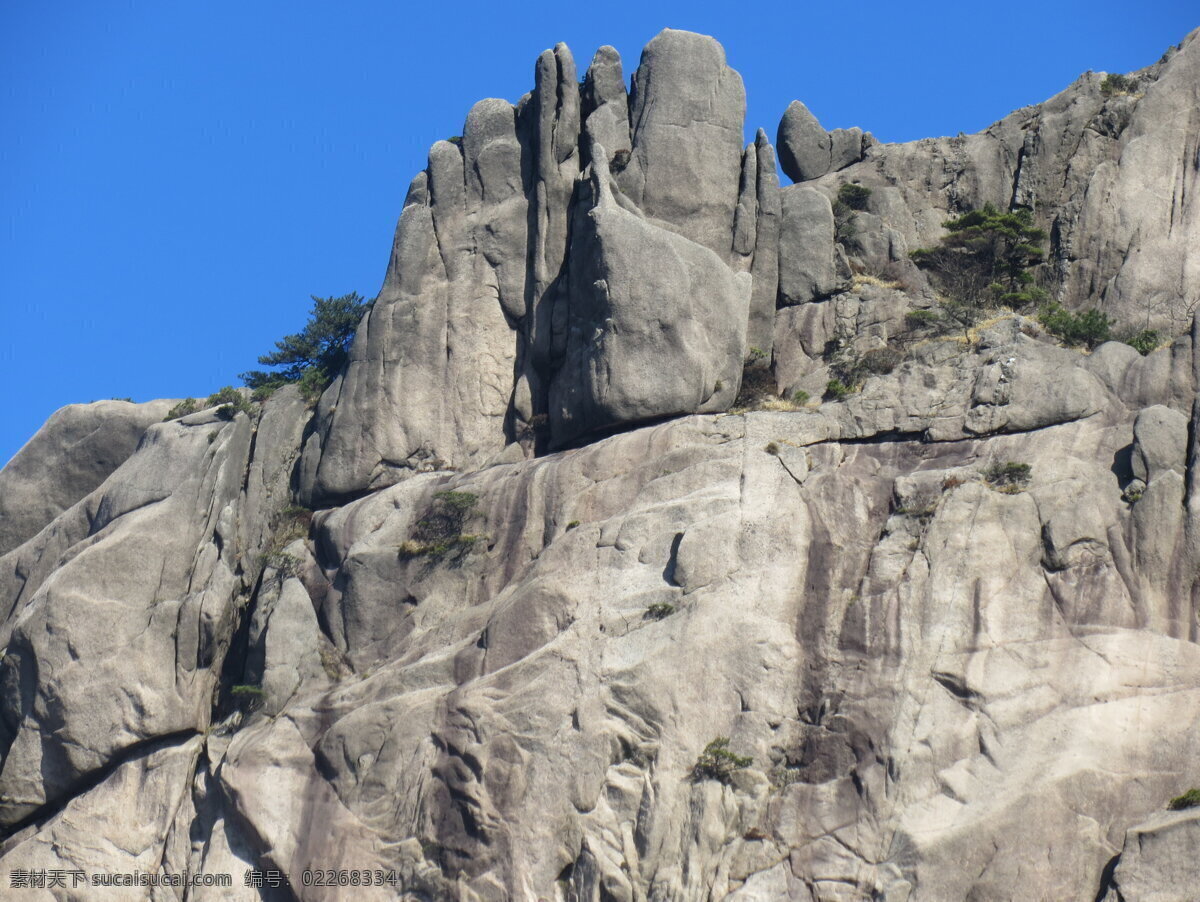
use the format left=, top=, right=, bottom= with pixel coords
left=1104, top=808, right=1200, bottom=901
left=3, top=26, right=1200, bottom=902
left=619, top=29, right=747, bottom=258
left=299, top=29, right=776, bottom=505
left=777, top=100, right=867, bottom=182
left=549, top=149, right=750, bottom=446
left=803, top=28, right=1200, bottom=332
left=778, top=184, right=844, bottom=304
left=0, top=399, right=176, bottom=556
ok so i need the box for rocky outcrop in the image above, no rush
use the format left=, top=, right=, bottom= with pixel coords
left=299, top=29, right=774, bottom=504
left=549, top=149, right=750, bottom=445
left=0, top=399, right=176, bottom=556
left=800, top=29, right=1200, bottom=331
left=0, top=388, right=309, bottom=830
left=1103, top=808, right=1200, bottom=901
left=618, top=29, right=746, bottom=258
left=777, top=100, right=870, bottom=182
left=778, top=185, right=845, bottom=305
left=4, top=25, right=1200, bottom=902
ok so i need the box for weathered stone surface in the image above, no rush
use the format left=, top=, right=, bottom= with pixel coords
left=302, top=147, right=519, bottom=502
left=525, top=41, right=580, bottom=375
left=747, top=130, right=782, bottom=356
left=581, top=45, right=631, bottom=162
left=212, top=399, right=1200, bottom=900
left=463, top=98, right=529, bottom=322
left=777, top=100, right=866, bottom=183
left=620, top=29, right=746, bottom=257
left=549, top=151, right=750, bottom=446
left=218, top=716, right=411, bottom=902
left=778, top=100, right=832, bottom=183
left=809, top=28, right=1200, bottom=330
left=4, top=26, right=1200, bottom=902
left=0, top=399, right=175, bottom=556
left=0, top=737, right=203, bottom=900
left=778, top=185, right=843, bottom=305
left=1104, top=808, right=1200, bottom=902
left=1131, top=405, right=1188, bottom=483
left=829, top=126, right=865, bottom=171
left=0, top=388, right=308, bottom=829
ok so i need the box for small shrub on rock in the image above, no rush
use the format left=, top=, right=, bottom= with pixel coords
left=983, top=461, right=1032, bottom=494
left=1124, top=329, right=1161, bottom=356
left=1100, top=73, right=1135, bottom=96
left=825, top=378, right=855, bottom=401
left=1039, top=303, right=1112, bottom=349
left=240, top=292, right=371, bottom=402
left=276, top=504, right=313, bottom=542
left=734, top=366, right=778, bottom=409
left=836, top=182, right=872, bottom=212
left=833, top=183, right=871, bottom=244
left=644, top=602, right=676, bottom=621
left=905, top=309, right=942, bottom=331
left=260, top=550, right=301, bottom=578
left=250, top=382, right=283, bottom=403
left=207, top=386, right=254, bottom=420
left=399, top=490, right=484, bottom=562
left=164, top=398, right=199, bottom=421
left=911, top=203, right=1047, bottom=316
left=297, top=367, right=331, bottom=404
left=692, top=737, right=753, bottom=784
left=1168, top=788, right=1200, bottom=811
left=823, top=338, right=900, bottom=393
left=860, top=347, right=902, bottom=376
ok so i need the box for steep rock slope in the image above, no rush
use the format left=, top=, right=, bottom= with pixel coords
left=0, top=399, right=178, bottom=556
left=783, top=33, right=1200, bottom=331
left=2, top=26, right=1200, bottom=902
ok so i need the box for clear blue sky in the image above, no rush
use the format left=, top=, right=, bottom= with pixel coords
left=2, top=0, right=1195, bottom=466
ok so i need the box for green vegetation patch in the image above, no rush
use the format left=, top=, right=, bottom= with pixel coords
left=164, top=398, right=199, bottom=421
left=836, top=182, right=872, bottom=212
left=1168, top=788, right=1200, bottom=811
left=983, top=461, right=1032, bottom=494
left=692, top=737, right=753, bottom=784
left=207, top=386, right=254, bottom=419
left=241, top=292, right=372, bottom=405
left=911, top=203, right=1047, bottom=327
left=1124, top=329, right=1161, bottom=356
left=1100, top=73, right=1136, bottom=96
left=1038, top=303, right=1112, bottom=349
left=399, top=490, right=484, bottom=563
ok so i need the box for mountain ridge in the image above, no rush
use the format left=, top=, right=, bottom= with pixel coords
left=1, top=25, right=1199, bottom=901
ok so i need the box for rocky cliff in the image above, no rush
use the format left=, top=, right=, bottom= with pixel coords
left=2, top=26, right=1200, bottom=902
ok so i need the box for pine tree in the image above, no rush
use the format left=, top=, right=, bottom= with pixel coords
left=911, top=203, right=1047, bottom=326
left=240, top=292, right=371, bottom=400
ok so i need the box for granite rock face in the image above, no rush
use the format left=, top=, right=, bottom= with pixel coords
left=549, top=149, right=750, bottom=445
left=1103, top=808, right=1200, bottom=902
left=4, top=26, right=1200, bottom=902
left=797, top=28, right=1200, bottom=332
left=298, top=28, right=771, bottom=503
left=0, top=399, right=176, bottom=556
left=777, top=100, right=869, bottom=182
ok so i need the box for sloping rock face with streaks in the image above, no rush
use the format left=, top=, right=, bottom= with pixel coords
left=3, top=25, right=1200, bottom=902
